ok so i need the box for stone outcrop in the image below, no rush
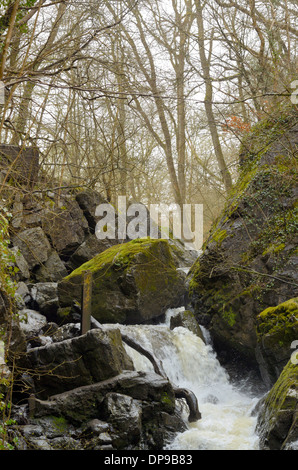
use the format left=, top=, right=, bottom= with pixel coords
left=256, top=360, right=298, bottom=450
left=20, top=328, right=134, bottom=399
left=12, top=227, right=52, bottom=270
left=11, top=370, right=186, bottom=450
left=188, top=110, right=298, bottom=377
left=9, top=188, right=117, bottom=283
left=58, top=238, right=187, bottom=324
left=41, top=199, right=89, bottom=257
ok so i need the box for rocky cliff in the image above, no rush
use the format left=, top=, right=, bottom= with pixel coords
left=188, top=107, right=298, bottom=386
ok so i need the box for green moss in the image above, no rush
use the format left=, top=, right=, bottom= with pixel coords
left=222, top=306, right=237, bottom=327
left=256, top=298, right=298, bottom=343
left=50, top=415, right=69, bottom=432
left=59, top=237, right=183, bottom=323
left=263, top=360, right=298, bottom=414
left=211, top=229, right=228, bottom=245
left=160, top=391, right=174, bottom=411
left=64, top=238, right=176, bottom=279
left=240, top=105, right=297, bottom=165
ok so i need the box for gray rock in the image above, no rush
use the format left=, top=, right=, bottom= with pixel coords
left=75, top=189, right=106, bottom=232
left=68, top=234, right=117, bottom=270
left=12, top=227, right=51, bottom=270
left=31, top=371, right=174, bottom=421
left=31, top=282, right=59, bottom=317
left=22, top=328, right=134, bottom=398
left=170, top=309, right=205, bottom=342
left=51, top=323, right=81, bottom=342
left=15, top=282, right=30, bottom=308
left=41, top=200, right=89, bottom=256
left=102, top=392, right=142, bottom=448
left=18, top=309, right=48, bottom=339
left=35, top=250, right=68, bottom=282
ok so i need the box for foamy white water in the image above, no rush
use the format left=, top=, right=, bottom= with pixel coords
left=118, top=307, right=260, bottom=450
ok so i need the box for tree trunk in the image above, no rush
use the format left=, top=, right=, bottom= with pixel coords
left=195, top=0, right=233, bottom=193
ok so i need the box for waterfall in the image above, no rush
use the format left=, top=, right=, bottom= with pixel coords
left=116, top=307, right=261, bottom=450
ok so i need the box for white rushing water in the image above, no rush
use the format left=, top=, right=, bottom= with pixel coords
left=120, top=307, right=261, bottom=451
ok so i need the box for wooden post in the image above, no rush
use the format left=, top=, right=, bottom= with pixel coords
left=81, top=270, right=92, bottom=335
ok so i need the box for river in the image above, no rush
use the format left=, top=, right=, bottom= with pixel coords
left=117, top=307, right=262, bottom=451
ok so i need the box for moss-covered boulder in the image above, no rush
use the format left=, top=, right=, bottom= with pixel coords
left=256, top=298, right=298, bottom=386
left=58, top=238, right=186, bottom=324
left=188, top=107, right=298, bottom=372
left=256, top=360, right=298, bottom=450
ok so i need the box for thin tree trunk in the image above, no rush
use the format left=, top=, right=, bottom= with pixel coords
left=195, top=0, right=233, bottom=193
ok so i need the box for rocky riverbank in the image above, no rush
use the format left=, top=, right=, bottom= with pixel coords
left=1, top=187, right=197, bottom=449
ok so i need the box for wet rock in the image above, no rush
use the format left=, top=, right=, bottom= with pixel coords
left=189, top=117, right=298, bottom=374
left=31, top=371, right=174, bottom=421
left=102, top=392, right=142, bottom=448
left=170, top=309, right=205, bottom=342
left=24, top=370, right=184, bottom=449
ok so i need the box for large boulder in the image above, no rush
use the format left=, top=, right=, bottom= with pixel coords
left=256, top=360, right=298, bottom=450
left=58, top=238, right=187, bottom=324
left=188, top=110, right=298, bottom=372
left=21, top=328, right=134, bottom=399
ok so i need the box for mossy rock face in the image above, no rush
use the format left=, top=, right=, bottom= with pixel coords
left=255, top=298, right=298, bottom=386
left=256, top=360, right=298, bottom=450
left=58, top=238, right=186, bottom=324
left=188, top=109, right=298, bottom=371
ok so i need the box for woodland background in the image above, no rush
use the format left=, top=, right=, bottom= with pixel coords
left=0, top=0, right=297, bottom=235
